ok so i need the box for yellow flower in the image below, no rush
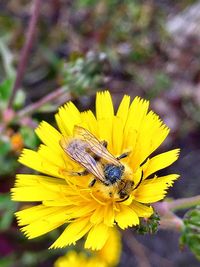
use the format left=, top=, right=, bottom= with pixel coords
left=97, top=228, right=121, bottom=266
left=55, top=251, right=106, bottom=267
left=54, top=228, right=121, bottom=267
left=11, top=91, right=180, bottom=250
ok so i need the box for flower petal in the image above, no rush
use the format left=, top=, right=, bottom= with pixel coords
left=96, top=91, right=114, bottom=120
left=123, top=97, right=149, bottom=151
left=115, top=205, right=139, bottom=229
left=55, top=102, right=81, bottom=136
left=11, top=174, right=68, bottom=201
left=35, top=121, right=61, bottom=153
left=131, top=201, right=153, bottom=217
left=18, top=149, right=65, bottom=178
left=90, top=205, right=104, bottom=224
left=130, top=111, right=170, bottom=171
left=112, top=116, right=124, bottom=155
left=95, top=91, right=114, bottom=149
left=16, top=205, right=69, bottom=238
left=50, top=217, right=92, bottom=248
left=116, top=95, right=130, bottom=126
left=144, top=149, right=180, bottom=178
left=134, top=174, right=180, bottom=203
left=103, top=204, right=115, bottom=226
left=80, top=110, right=98, bottom=136
left=97, top=228, right=121, bottom=266
left=85, top=223, right=109, bottom=250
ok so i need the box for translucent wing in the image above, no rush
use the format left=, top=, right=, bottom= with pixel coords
left=74, top=126, right=121, bottom=165
left=60, top=137, right=105, bottom=182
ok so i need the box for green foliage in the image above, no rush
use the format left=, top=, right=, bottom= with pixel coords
left=0, top=39, right=16, bottom=108
left=147, top=72, right=171, bottom=99
left=180, top=206, right=200, bottom=260
left=0, top=193, right=17, bottom=230
left=136, top=212, right=160, bottom=235
left=0, top=257, right=13, bottom=267
left=0, top=78, right=14, bottom=102
left=20, top=126, right=39, bottom=149
left=61, top=52, right=106, bottom=96
left=0, top=39, right=25, bottom=110
left=0, top=137, right=18, bottom=175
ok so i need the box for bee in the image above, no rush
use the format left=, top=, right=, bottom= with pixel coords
left=60, top=126, right=143, bottom=201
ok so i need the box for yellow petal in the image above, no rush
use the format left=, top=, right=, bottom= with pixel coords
left=55, top=102, right=81, bottom=136
left=130, top=111, right=170, bottom=171
left=85, top=223, right=109, bottom=250
left=103, top=204, right=114, bottom=226
left=50, top=217, right=92, bottom=248
left=96, top=91, right=114, bottom=120
left=115, top=205, right=139, bottom=229
left=134, top=174, right=180, bottom=203
left=38, top=144, right=65, bottom=169
left=112, top=116, right=124, bottom=155
left=130, top=201, right=153, bottom=217
left=97, top=228, right=121, bottom=266
left=144, top=149, right=180, bottom=178
left=15, top=205, right=59, bottom=225
left=11, top=187, right=60, bottom=202
left=112, top=95, right=131, bottom=155
left=123, top=97, right=149, bottom=151
left=35, top=121, right=61, bottom=153
left=69, top=202, right=96, bottom=219
left=80, top=110, right=98, bottom=136
left=13, top=174, right=65, bottom=187
left=96, top=91, right=114, bottom=149
left=16, top=205, right=69, bottom=238
left=97, top=118, right=113, bottom=151
left=90, top=205, right=104, bottom=224
left=11, top=174, right=68, bottom=201
left=18, top=149, right=64, bottom=178
left=116, top=95, right=130, bottom=126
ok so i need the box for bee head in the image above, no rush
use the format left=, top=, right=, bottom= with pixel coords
left=118, top=180, right=134, bottom=199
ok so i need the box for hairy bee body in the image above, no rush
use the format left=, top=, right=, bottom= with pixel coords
left=103, top=164, right=125, bottom=185
left=60, top=126, right=139, bottom=201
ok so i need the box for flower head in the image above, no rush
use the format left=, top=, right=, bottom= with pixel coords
left=11, top=91, right=180, bottom=250
left=54, top=228, right=121, bottom=267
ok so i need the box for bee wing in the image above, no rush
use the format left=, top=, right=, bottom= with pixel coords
left=60, top=137, right=105, bottom=182
left=74, top=126, right=120, bottom=165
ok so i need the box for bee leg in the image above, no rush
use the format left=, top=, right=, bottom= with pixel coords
left=89, top=179, right=96, bottom=187
left=101, top=140, right=108, bottom=148
left=117, top=195, right=130, bottom=203
left=72, top=170, right=89, bottom=176
left=117, top=151, right=130, bottom=160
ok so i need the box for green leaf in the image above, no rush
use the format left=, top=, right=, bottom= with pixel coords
left=0, top=139, right=11, bottom=156
left=0, top=78, right=14, bottom=102
left=0, top=193, right=17, bottom=230
left=180, top=206, right=200, bottom=260
left=0, top=257, right=13, bottom=267
left=13, top=89, right=26, bottom=109
left=20, top=126, right=39, bottom=149
left=0, top=38, right=16, bottom=77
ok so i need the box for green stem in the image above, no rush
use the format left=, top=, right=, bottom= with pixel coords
left=166, top=195, right=200, bottom=211
left=15, top=87, right=71, bottom=119
left=153, top=195, right=200, bottom=232
left=7, top=0, right=42, bottom=108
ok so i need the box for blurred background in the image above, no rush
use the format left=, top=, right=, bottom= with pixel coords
left=1, top=0, right=200, bottom=266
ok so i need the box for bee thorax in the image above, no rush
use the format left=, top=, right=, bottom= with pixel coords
left=103, top=164, right=124, bottom=185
